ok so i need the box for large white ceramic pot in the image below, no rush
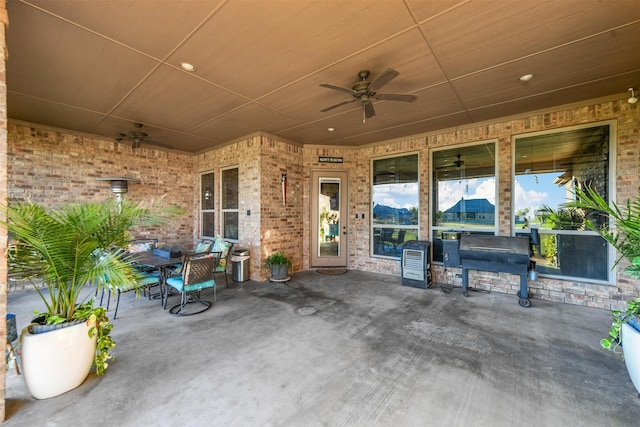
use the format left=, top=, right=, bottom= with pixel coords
left=621, top=317, right=640, bottom=395
left=21, top=320, right=97, bottom=399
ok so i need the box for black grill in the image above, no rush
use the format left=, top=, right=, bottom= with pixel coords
left=459, top=235, right=531, bottom=307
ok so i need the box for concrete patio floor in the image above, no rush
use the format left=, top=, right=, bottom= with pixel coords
left=4, top=269, right=640, bottom=426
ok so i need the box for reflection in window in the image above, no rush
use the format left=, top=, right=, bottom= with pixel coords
left=431, top=143, right=497, bottom=263
left=514, top=123, right=611, bottom=281
left=200, top=172, right=214, bottom=238
left=372, top=154, right=419, bottom=258
left=319, top=178, right=341, bottom=257
left=221, top=167, right=239, bottom=240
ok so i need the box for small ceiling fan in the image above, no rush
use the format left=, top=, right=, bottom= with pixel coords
left=115, top=123, right=173, bottom=149
left=319, top=68, right=418, bottom=122
left=437, top=154, right=465, bottom=169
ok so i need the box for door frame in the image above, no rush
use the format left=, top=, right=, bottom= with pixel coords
left=310, top=170, right=349, bottom=268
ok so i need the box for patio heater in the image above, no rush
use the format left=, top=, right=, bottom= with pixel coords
left=96, top=177, right=140, bottom=205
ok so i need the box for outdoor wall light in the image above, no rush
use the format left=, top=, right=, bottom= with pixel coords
left=628, top=88, right=638, bottom=105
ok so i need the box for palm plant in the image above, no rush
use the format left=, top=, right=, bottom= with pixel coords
left=4, top=198, right=184, bottom=374
left=565, top=186, right=640, bottom=352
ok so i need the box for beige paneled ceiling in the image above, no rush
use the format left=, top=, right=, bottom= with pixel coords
left=6, top=0, right=640, bottom=153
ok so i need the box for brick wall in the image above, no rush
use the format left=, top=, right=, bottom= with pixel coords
left=6, top=121, right=197, bottom=278
left=193, top=134, right=264, bottom=280
left=1, top=2, right=8, bottom=420
left=5, top=98, right=639, bottom=311
left=297, top=99, right=639, bottom=311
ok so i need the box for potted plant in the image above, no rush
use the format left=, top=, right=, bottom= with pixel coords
left=264, top=251, right=293, bottom=281
left=566, top=186, right=640, bottom=394
left=4, top=198, right=183, bottom=399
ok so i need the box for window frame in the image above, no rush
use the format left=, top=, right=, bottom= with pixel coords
left=511, top=120, right=616, bottom=284
left=220, top=165, right=239, bottom=242
left=430, top=140, right=499, bottom=264
left=200, top=171, right=215, bottom=239
left=370, top=152, right=420, bottom=259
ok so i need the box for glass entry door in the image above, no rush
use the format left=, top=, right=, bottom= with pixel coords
left=311, top=170, right=348, bottom=267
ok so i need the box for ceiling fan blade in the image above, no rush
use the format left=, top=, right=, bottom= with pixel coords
left=319, top=83, right=355, bottom=95
left=363, top=100, right=376, bottom=118
left=369, top=68, right=399, bottom=92
left=376, top=93, right=418, bottom=103
left=321, top=98, right=358, bottom=112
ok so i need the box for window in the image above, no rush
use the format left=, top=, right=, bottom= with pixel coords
left=431, top=142, right=497, bottom=263
left=371, top=153, right=419, bottom=258
left=513, top=122, right=613, bottom=282
left=221, top=167, right=239, bottom=241
left=200, top=172, right=215, bottom=238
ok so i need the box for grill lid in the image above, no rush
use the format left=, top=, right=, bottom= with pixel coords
left=459, top=235, right=530, bottom=264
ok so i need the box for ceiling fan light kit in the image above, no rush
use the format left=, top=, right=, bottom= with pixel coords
left=115, top=123, right=173, bottom=149
left=320, top=68, right=417, bottom=122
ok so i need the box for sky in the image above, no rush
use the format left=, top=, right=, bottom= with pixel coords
left=437, top=172, right=568, bottom=218
left=373, top=183, right=419, bottom=210
left=372, top=172, right=569, bottom=221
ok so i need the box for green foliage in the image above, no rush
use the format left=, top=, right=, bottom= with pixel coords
left=542, top=234, right=557, bottom=267
left=4, top=198, right=184, bottom=374
left=69, top=300, right=114, bottom=376
left=565, top=186, right=640, bottom=354
left=600, top=298, right=640, bottom=356
left=566, top=186, right=640, bottom=280
left=538, top=205, right=586, bottom=230
left=264, top=251, right=293, bottom=269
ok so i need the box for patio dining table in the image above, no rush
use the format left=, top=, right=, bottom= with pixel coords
left=132, top=252, right=183, bottom=309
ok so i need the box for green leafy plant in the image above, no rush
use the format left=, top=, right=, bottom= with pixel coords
left=68, top=301, right=114, bottom=376
left=565, top=186, right=640, bottom=354
left=538, top=205, right=586, bottom=230
left=264, top=251, right=293, bottom=269
left=4, top=198, right=184, bottom=374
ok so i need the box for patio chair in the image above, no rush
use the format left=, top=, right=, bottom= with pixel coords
left=195, top=239, right=213, bottom=254
left=211, top=238, right=234, bottom=286
left=391, top=230, right=406, bottom=249
left=128, top=238, right=160, bottom=298
left=102, top=271, right=161, bottom=319
left=165, top=252, right=221, bottom=316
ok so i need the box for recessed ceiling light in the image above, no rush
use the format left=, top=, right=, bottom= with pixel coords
left=328, top=127, right=335, bottom=132
left=519, top=74, right=534, bottom=82
left=180, top=62, right=196, bottom=72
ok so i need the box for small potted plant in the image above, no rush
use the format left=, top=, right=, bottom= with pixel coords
left=264, top=251, right=293, bottom=281
left=566, top=186, right=640, bottom=394
left=4, top=198, right=183, bottom=399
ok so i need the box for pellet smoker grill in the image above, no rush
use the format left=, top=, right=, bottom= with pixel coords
left=458, top=234, right=532, bottom=307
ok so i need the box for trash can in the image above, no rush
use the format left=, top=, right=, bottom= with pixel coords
left=231, top=248, right=250, bottom=282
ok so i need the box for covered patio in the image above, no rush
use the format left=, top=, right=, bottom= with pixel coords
left=4, top=270, right=640, bottom=426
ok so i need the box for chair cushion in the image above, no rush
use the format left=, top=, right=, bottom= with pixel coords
left=166, top=277, right=215, bottom=293
left=212, top=237, right=230, bottom=268
left=184, top=279, right=216, bottom=292
left=138, top=274, right=160, bottom=287
left=128, top=242, right=154, bottom=252
left=166, top=276, right=184, bottom=292
left=195, top=242, right=211, bottom=253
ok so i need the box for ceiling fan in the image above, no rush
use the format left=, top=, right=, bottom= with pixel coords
left=319, top=68, right=418, bottom=122
left=115, top=123, right=173, bottom=149
left=437, top=154, right=465, bottom=169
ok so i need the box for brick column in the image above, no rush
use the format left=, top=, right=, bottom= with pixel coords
left=0, top=1, right=9, bottom=421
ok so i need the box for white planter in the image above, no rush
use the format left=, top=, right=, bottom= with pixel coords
left=21, top=320, right=97, bottom=399
left=621, top=319, right=640, bottom=395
